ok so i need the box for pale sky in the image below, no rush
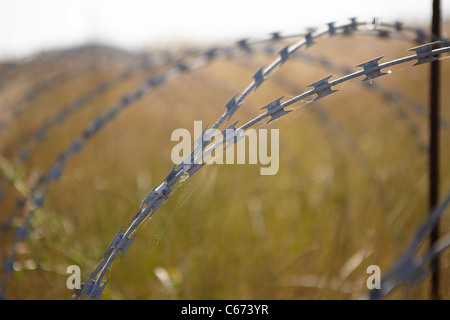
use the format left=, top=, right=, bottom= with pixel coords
left=0, top=0, right=449, bottom=60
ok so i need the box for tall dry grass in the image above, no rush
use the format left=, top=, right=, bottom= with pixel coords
left=0, top=25, right=449, bottom=299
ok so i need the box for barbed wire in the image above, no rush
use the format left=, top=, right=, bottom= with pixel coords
left=364, top=191, right=450, bottom=300
left=0, top=17, right=440, bottom=148
left=1, top=23, right=445, bottom=211
left=0, top=50, right=137, bottom=134
left=0, top=54, right=172, bottom=207
left=0, top=17, right=448, bottom=300
left=73, top=41, right=450, bottom=299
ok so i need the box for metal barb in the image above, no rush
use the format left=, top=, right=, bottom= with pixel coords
left=305, top=31, right=315, bottom=47
left=260, top=96, right=291, bottom=123
left=415, top=28, right=428, bottom=44
left=176, top=60, right=189, bottom=72
left=271, top=32, right=281, bottom=40
left=139, top=186, right=157, bottom=210
left=279, top=47, right=290, bottom=64
left=306, top=75, right=338, bottom=100
left=205, top=48, right=218, bottom=60
left=356, top=56, right=388, bottom=81
left=260, top=96, right=285, bottom=112
left=119, top=234, right=137, bottom=260
left=237, top=39, right=251, bottom=53
left=408, top=41, right=440, bottom=66
left=223, top=94, right=241, bottom=120
left=349, top=17, right=358, bottom=30
left=327, top=22, right=336, bottom=37
left=394, top=21, right=404, bottom=31
left=253, top=67, right=266, bottom=90
left=88, top=279, right=109, bottom=300
left=164, top=166, right=181, bottom=187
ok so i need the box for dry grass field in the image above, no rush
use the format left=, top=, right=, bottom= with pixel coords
left=0, top=20, right=449, bottom=300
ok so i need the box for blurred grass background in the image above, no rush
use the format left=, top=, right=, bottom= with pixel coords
left=0, top=24, right=450, bottom=299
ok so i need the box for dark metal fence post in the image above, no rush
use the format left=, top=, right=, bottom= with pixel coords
left=429, top=0, right=441, bottom=300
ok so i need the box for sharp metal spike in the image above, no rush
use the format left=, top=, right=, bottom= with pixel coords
left=119, top=234, right=137, bottom=260
left=415, top=28, right=427, bottom=44
left=271, top=31, right=281, bottom=40
left=395, top=21, right=404, bottom=32
left=260, top=96, right=291, bottom=123
left=205, top=48, right=218, bottom=60
left=267, top=109, right=292, bottom=124
left=95, top=244, right=111, bottom=263
left=93, top=117, right=106, bottom=132
left=92, top=279, right=109, bottom=300
left=140, top=186, right=156, bottom=211
left=70, top=138, right=83, bottom=153
left=71, top=282, right=85, bottom=300
left=57, top=152, right=69, bottom=164
left=164, top=165, right=180, bottom=187
left=408, top=42, right=440, bottom=66
left=35, top=128, right=47, bottom=141
left=237, top=39, right=251, bottom=53
left=133, top=87, right=145, bottom=101
left=48, top=164, right=62, bottom=181
left=305, top=31, right=315, bottom=47
left=253, top=67, right=266, bottom=90
left=87, top=278, right=109, bottom=300
left=349, top=17, right=358, bottom=30
left=327, top=22, right=336, bottom=37
left=147, top=74, right=164, bottom=88
left=223, top=94, right=240, bottom=120
left=105, top=107, right=119, bottom=120
left=260, top=96, right=284, bottom=112
left=176, top=60, right=188, bottom=72
left=356, top=56, right=388, bottom=81
left=110, top=227, right=124, bottom=248
left=279, top=46, right=290, bottom=64
left=78, top=279, right=94, bottom=299
left=120, top=94, right=131, bottom=105
left=306, top=75, right=338, bottom=100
